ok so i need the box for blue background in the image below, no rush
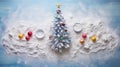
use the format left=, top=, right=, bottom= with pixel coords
left=0, top=0, right=120, bottom=67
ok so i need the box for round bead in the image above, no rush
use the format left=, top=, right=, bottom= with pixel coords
left=90, top=36, right=96, bottom=42
left=18, top=33, right=24, bottom=40
left=25, top=36, right=30, bottom=41
left=82, top=33, right=87, bottom=39
left=80, top=39, right=85, bottom=44
left=28, top=31, right=32, bottom=37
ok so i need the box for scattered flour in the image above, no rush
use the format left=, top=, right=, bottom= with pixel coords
left=2, top=20, right=119, bottom=62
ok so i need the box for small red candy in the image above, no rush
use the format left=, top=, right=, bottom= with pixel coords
left=82, top=33, right=87, bottom=39
left=28, top=31, right=32, bottom=37
left=25, top=36, right=30, bottom=41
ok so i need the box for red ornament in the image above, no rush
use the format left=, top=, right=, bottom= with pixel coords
left=65, top=29, right=67, bottom=32
left=28, top=31, right=32, bottom=37
left=62, top=23, right=65, bottom=26
left=25, top=36, right=30, bottom=41
left=60, top=23, right=65, bottom=26
left=82, top=33, right=87, bottom=39
left=49, top=35, right=52, bottom=40
left=56, top=10, right=61, bottom=14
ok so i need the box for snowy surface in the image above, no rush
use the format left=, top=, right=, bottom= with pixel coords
left=2, top=20, right=119, bottom=62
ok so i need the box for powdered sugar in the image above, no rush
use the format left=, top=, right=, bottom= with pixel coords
left=2, top=20, right=119, bottom=62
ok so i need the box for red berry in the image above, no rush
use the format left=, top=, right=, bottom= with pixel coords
left=82, top=33, right=87, bottom=39
left=25, top=36, right=30, bottom=41
left=28, top=31, right=32, bottom=37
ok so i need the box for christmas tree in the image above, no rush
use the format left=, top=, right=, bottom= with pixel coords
left=49, top=3, right=71, bottom=52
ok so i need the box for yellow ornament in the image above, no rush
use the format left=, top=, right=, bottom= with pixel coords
left=18, top=33, right=24, bottom=40
left=90, top=35, right=96, bottom=42
left=56, top=3, right=61, bottom=9
left=80, top=39, right=85, bottom=44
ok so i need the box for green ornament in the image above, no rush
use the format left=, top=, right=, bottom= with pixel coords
left=59, top=36, right=64, bottom=40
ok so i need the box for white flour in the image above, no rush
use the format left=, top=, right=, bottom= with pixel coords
left=2, top=20, right=119, bottom=62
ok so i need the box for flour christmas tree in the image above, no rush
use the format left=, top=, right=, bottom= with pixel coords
left=49, top=3, right=71, bottom=52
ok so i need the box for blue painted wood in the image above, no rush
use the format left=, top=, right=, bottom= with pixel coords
left=0, top=0, right=120, bottom=67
